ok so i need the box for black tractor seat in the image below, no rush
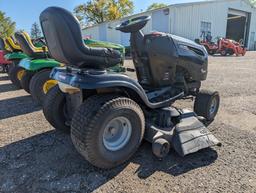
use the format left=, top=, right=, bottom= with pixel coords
left=4, top=36, right=22, bottom=52
left=40, top=6, right=122, bottom=69
left=14, top=32, right=49, bottom=59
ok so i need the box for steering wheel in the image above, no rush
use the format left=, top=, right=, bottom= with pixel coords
left=32, top=37, right=46, bottom=46
left=116, top=16, right=151, bottom=33
left=239, top=39, right=244, bottom=45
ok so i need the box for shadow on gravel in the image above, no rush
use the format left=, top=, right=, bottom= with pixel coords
left=0, top=95, right=41, bottom=120
left=0, top=75, right=9, bottom=81
left=211, top=55, right=236, bottom=58
left=0, top=130, right=218, bottom=192
left=0, top=83, right=19, bottom=93
left=0, top=131, right=125, bottom=193
left=132, top=142, right=218, bottom=179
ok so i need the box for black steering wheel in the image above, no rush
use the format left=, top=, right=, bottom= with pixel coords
left=32, top=37, right=46, bottom=46
left=116, top=16, right=151, bottom=33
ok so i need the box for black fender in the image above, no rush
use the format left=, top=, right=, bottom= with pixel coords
left=50, top=67, right=184, bottom=109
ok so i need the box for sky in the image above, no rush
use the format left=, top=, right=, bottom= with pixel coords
left=0, top=0, right=202, bottom=32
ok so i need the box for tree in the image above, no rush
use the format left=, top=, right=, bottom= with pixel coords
left=30, top=22, right=42, bottom=39
left=249, top=0, right=256, bottom=6
left=146, top=3, right=167, bottom=11
left=0, top=11, right=16, bottom=38
left=74, top=0, right=134, bottom=26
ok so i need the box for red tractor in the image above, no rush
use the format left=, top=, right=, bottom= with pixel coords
left=217, top=38, right=246, bottom=56
left=0, top=50, right=12, bottom=73
left=0, top=37, right=12, bottom=73
left=196, top=32, right=246, bottom=56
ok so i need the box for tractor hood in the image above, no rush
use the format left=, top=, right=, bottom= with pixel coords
left=171, top=34, right=207, bottom=54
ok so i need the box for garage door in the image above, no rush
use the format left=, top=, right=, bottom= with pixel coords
left=226, top=9, right=250, bottom=46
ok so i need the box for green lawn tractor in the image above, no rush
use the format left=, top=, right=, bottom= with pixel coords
left=1, top=37, right=28, bottom=87
left=14, top=32, right=61, bottom=105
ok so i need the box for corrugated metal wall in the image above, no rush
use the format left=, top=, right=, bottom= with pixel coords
left=82, top=0, right=256, bottom=50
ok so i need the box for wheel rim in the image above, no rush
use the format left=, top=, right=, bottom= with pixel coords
left=17, top=69, right=25, bottom=81
left=209, top=97, right=217, bottom=116
left=43, top=79, right=58, bottom=94
left=103, top=116, right=132, bottom=151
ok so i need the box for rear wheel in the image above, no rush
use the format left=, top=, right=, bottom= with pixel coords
left=43, top=85, right=70, bottom=132
left=71, top=95, right=145, bottom=169
left=29, top=69, right=56, bottom=105
left=208, top=49, right=216, bottom=55
left=220, top=49, right=227, bottom=56
left=194, top=90, right=220, bottom=121
left=20, top=70, right=35, bottom=93
left=9, top=66, right=25, bottom=89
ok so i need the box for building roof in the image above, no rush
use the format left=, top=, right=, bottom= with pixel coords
left=84, top=0, right=255, bottom=30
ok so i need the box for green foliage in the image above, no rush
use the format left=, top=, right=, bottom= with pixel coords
left=0, top=11, right=16, bottom=38
left=146, top=3, right=167, bottom=11
left=30, top=22, right=42, bottom=39
left=74, top=0, right=134, bottom=25
left=249, top=0, right=256, bottom=5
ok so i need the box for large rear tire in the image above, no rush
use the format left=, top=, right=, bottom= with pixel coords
left=20, top=70, right=35, bottom=93
left=43, top=85, right=70, bottom=133
left=194, top=90, right=220, bottom=121
left=9, top=66, right=25, bottom=89
left=29, top=69, right=54, bottom=105
left=71, top=95, right=145, bottom=169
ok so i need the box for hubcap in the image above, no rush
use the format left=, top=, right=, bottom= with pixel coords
left=43, top=79, right=58, bottom=94
left=17, top=69, right=25, bottom=81
left=209, top=97, right=217, bottom=116
left=103, top=116, right=132, bottom=151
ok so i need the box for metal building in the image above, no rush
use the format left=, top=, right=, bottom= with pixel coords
left=83, top=0, right=256, bottom=50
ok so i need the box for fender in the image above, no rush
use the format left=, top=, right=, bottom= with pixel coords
left=4, top=52, right=28, bottom=61
left=18, top=58, right=61, bottom=71
left=51, top=67, right=184, bottom=109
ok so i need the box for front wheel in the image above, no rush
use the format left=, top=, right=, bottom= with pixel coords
left=220, top=49, right=227, bottom=56
left=194, top=90, right=220, bottom=121
left=9, top=66, right=25, bottom=89
left=71, top=95, right=145, bottom=169
left=43, top=85, right=70, bottom=132
left=208, top=50, right=215, bottom=55
left=29, top=69, right=57, bottom=105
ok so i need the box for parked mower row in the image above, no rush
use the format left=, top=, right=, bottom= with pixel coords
left=1, top=32, right=125, bottom=105
left=1, top=7, right=222, bottom=169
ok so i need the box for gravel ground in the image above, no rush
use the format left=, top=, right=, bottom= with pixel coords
left=0, top=52, right=256, bottom=193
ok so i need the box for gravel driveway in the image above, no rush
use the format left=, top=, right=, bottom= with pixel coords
left=0, top=52, right=256, bottom=193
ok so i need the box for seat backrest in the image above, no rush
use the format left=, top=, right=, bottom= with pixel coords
left=22, top=32, right=47, bottom=52
left=40, top=6, right=92, bottom=65
left=5, top=37, right=21, bottom=52
left=40, top=7, right=123, bottom=68
left=15, top=32, right=35, bottom=56
left=15, top=32, right=46, bottom=57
